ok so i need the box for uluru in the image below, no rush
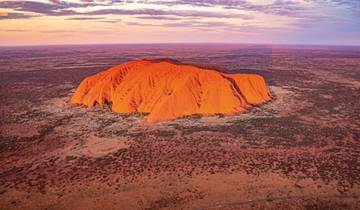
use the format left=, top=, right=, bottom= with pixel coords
left=71, top=59, right=272, bottom=123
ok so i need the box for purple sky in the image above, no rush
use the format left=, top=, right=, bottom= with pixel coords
left=0, top=0, right=359, bottom=46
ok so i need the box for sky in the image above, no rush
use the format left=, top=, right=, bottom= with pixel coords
left=0, top=0, right=359, bottom=46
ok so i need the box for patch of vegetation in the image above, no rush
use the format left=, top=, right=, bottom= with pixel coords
left=117, top=112, right=150, bottom=119
left=178, top=113, right=203, bottom=120
left=152, top=130, right=177, bottom=137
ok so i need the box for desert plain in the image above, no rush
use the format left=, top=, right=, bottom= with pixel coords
left=0, top=44, right=359, bottom=209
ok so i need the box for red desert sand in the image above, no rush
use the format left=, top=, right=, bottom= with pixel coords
left=71, top=59, right=272, bottom=122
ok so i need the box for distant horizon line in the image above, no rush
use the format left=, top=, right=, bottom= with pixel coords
left=0, top=42, right=359, bottom=48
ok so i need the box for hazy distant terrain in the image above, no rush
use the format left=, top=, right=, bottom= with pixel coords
left=0, top=44, right=359, bottom=209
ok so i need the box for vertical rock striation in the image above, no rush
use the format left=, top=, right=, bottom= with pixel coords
left=71, top=59, right=272, bottom=122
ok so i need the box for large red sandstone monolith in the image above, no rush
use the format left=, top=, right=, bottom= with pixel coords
left=71, top=59, right=272, bottom=123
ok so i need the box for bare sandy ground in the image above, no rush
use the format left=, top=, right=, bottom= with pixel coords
left=1, top=85, right=358, bottom=209
left=0, top=45, right=359, bottom=209
left=1, top=171, right=358, bottom=210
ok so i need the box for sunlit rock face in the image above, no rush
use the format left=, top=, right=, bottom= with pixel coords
left=71, top=59, right=272, bottom=123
